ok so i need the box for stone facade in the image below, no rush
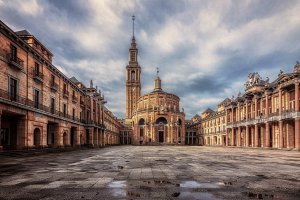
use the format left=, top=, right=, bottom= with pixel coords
left=202, top=100, right=228, bottom=146
left=124, top=34, right=185, bottom=145
left=103, top=108, right=123, bottom=145
left=200, top=64, right=300, bottom=150
left=185, top=115, right=203, bottom=145
left=0, top=20, right=122, bottom=151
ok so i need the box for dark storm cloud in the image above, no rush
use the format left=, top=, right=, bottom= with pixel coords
left=46, top=0, right=91, bottom=22
left=168, top=75, right=227, bottom=97
left=223, top=0, right=297, bottom=29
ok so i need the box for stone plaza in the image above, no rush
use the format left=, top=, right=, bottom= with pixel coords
left=0, top=146, right=299, bottom=200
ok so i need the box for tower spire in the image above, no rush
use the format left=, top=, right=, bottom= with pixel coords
left=154, top=67, right=162, bottom=91
left=132, top=15, right=135, bottom=39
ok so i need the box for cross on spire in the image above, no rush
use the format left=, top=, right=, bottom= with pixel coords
left=156, top=67, right=159, bottom=77
left=132, top=15, right=135, bottom=39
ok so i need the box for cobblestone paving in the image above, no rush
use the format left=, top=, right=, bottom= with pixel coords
left=0, top=146, right=299, bottom=200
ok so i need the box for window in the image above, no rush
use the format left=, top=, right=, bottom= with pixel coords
left=34, top=89, right=40, bottom=109
left=10, top=44, right=17, bottom=61
left=51, top=74, right=55, bottom=84
left=34, top=62, right=40, bottom=74
left=63, top=83, right=67, bottom=93
left=72, top=108, right=75, bottom=120
left=63, top=103, right=67, bottom=117
left=9, top=77, right=18, bottom=101
left=131, top=71, right=135, bottom=81
left=50, top=97, right=55, bottom=114
left=130, top=51, right=135, bottom=62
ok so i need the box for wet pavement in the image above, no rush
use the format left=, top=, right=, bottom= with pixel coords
left=0, top=146, right=299, bottom=200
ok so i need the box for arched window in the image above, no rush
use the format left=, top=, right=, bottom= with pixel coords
left=138, top=118, right=145, bottom=125
left=155, top=117, right=168, bottom=125
left=33, top=128, right=41, bottom=146
left=131, top=71, right=135, bottom=81
left=177, top=119, right=182, bottom=126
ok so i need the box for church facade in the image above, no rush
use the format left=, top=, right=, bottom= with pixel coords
left=124, top=21, right=185, bottom=145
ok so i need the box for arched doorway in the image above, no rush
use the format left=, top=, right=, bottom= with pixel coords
left=177, top=119, right=182, bottom=143
left=155, top=117, right=168, bottom=143
left=33, top=128, right=41, bottom=147
left=63, top=132, right=68, bottom=146
left=80, top=134, right=83, bottom=145
left=138, top=118, right=145, bottom=144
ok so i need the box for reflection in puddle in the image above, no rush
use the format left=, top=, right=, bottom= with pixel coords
left=111, top=189, right=127, bottom=197
left=108, top=181, right=128, bottom=198
left=180, top=181, right=224, bottom=188
left=179, top=192, right=219, bottom=200
left=108, top=180, right=126, bottom=188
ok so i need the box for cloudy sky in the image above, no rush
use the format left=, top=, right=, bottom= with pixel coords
left=1, top=0, right=300, bottom=119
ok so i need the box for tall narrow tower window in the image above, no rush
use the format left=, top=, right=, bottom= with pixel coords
left=130, top=52, right=136, bottom=62
left=131, top=71, right=135, bottom=81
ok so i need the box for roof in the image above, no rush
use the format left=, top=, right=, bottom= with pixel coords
left=15, top=30, right=31, bottom=36
left=218, top=98, right=231, bottom=106
left=70, top=76, right=80, bottom=84
left=193, top=114, right=200, bottom=118
left=202, top=108, right=214, bottom=114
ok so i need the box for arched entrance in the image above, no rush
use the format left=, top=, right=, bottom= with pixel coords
left=80, top=134, right=83, bottom=145
left=138, top=118, right=145, bottom=144
left=63, top=132, right=68, bottom=146
left=155, top=117, right=168, bottom=143
left=33, top=128, right=41, bottom=147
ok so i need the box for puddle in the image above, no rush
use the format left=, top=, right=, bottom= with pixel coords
left=127, top=191, right=143, bottom=198
left=155, top=159, right=167, bottom=162
left=180, top=181, right=224, bottom=189
left=154, top=180, right=172, bottom=185
left=111, top=188, right=127, bottom=197
left=108, top=180, right=126, bottom=188
left=179, top=191, right=219, bottom=200
left=244, top=192, right=277, bottom=199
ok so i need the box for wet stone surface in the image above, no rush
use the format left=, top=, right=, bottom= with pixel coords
left=0, top=146, right=300, bottom=199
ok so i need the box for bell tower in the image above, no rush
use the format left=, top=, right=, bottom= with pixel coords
left=125, top=15, right=141, bottom=124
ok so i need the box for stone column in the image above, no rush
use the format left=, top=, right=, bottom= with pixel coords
left=245, top=103, right=248, bottom=120
left=245, top=126, right=249, bottom=147
left=279, top=121, right=283, bottom=148
left=237, top=127, right=241, bottom=147
left=250, top=103, right=253, bottom=119
left=295, top=119, right=300, bottom=150
left=260, top=126, right=264, bottom=147
left=279, top=88, right=282, bottom=114
left=237, top=104, right=240, bottom=122
left=102, top=130, right=105, bottom=146
left=254, top=96, right=258, bottom=118
left=266, top=94, right=269, bottom=116
left=254, top=124, right=259, bottom=147
left=225, top=129, right=229, bottom=146
left=231, top=128, right=234, bottom=146
left=295, top=82, right=299, bottom=111
left=265, top=122, right=270, bottom=148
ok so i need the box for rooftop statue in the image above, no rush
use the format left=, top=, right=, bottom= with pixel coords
left=293, top=61, right=300, bottom=73
left=244, top=72, right=265, bottom=89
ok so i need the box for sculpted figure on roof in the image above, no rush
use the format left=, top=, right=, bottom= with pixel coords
left=245, top=72, right=265, bottom=89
